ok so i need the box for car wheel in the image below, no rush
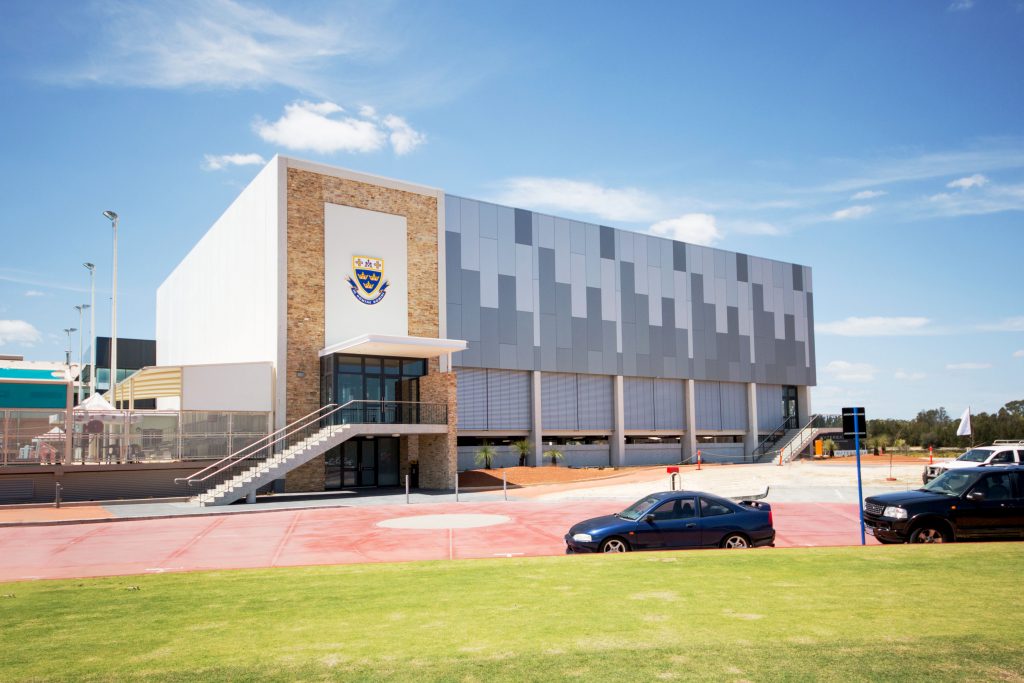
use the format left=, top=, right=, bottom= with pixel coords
left=599, top=537, right=629, bottom=553
left=909, top=525, right=949, bottom=544
left=721, top=533, right=751, bottom=549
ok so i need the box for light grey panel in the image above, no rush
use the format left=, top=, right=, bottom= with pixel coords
left=570, top=253, right=587, bottom=317
left=539, top=214, right=555, bottom=248
left=445, top=195, right=461, bottom=233
left=577, top=373, right=613, bottom=430
left=648, top=266, right=662, bottom=325
left=653, top=378, right=684, bottom=430
left=567, top=220, right=585, bottom=255
left=695, top=380, right=723, bottom=430
left=446, top=232, right=462, bottom=305
left=461, top=270, right=481, bottom=341
left=484, top=369, right=530, bottom=429
left=633, top=236, right=648, bottom=294
left=446, top=303, right=462, bottom=339
left=456, top=367, right=487, bottom=429
left=460, top=199, right=480, bottom=270
left=498, top=205, right=514, bottom=242
left=479, top=201, right=498, bottom=239
left=624, top=377, right=655, bottom=430
left=541, top=372, right=577, bottom=430
left=601, top=259, right=617, bottom=321
left=585, top=228, right=601, bottom=288
left=479, top=237, right=499, bottom=307
left=619, top=228, right=634, bottom=262
left=719, top=381, right=747, bottom=430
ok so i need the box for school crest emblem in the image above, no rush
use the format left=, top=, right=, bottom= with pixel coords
left=347, top=255, right=390, bottom=305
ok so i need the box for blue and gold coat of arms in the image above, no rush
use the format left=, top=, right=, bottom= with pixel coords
left=347, top=255, right=390, bottom=305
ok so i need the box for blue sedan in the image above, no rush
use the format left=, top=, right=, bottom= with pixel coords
left=565, top=490, right=775, bottom=553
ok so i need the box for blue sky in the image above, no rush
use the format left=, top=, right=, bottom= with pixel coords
left=0, top=0, right=1021, bottom=419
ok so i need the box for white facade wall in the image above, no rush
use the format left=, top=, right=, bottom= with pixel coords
left=156, top=159, right=281, bottom=369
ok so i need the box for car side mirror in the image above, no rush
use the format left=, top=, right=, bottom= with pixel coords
left=645, top=514, right=656, bottom=524
left=966, top=491, right=985, bottom=502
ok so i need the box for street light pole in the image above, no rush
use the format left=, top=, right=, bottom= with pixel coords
left=74, top=304, right=90, bottom=402
left=83, top=263, right=96, bottom=397
left=102, top=211, right=119, bottom=404
left=63, top=328, right=77, bottom=367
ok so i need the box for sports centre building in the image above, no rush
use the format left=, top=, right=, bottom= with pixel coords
left=155, top=156, right=816, bottom=498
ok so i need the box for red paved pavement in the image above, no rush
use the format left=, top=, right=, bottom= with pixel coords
left=0, top=500, right=876, bottom=582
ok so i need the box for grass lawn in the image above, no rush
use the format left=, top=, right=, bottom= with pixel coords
left=2, top=544, right=1023, bottom=682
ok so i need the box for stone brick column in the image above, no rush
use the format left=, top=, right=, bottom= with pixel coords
left=418, top=368, right=457, bottom=489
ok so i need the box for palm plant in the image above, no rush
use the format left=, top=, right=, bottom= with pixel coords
left=822, top=438, right=837, bottom=458
left=475, top=443, right=497, bottom=469
left=511, top=439, right=532, bottom=467
left=543, top=448, right=564, bottom=466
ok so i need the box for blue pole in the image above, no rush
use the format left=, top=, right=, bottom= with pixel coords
left=854, top=410, right=865, bottom=545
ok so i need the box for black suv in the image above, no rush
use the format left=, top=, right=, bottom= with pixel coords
left=863, top=465, right=1024, bottom=544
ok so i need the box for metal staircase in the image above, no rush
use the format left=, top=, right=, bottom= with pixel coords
left=753, top=414, right=841, bottom=464
left=177, top=400, right=447, bottom=506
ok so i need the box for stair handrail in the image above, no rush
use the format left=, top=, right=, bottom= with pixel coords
left=775, top=413, right=843, bottom=462
left=176, top=402, right=346, bottom=486
left=754, top=415, right=798, bottom=457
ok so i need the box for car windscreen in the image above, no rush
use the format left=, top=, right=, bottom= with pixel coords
left=957, top=449, right=991, bottom=463
left=921, top=469, right=981, bottom=496
left=618, top=495, right=661, bottom=520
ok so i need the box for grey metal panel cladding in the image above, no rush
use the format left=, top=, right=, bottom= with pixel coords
left=577, top=373, right=613, bottom=430
left=653, top=378, right=685, bottom=430
left=445, top=196, right=815, bottom=386
left=486, top=369, right=531, bottom=430
left=719, top=381, right=747, bottom=430
left=456, top=368, right=487, bottom=430
left=694, top=381, right=723, bottom=430
left=624, top=377, right=655, bottom=430
left=542, top=372, right=578, bottom=430
left=757, top=384, right=785, bottom=430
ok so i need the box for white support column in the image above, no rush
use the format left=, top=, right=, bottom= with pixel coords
left=610, top=375, right=625, bottom=467
left=797, top=385, right=812, bottom=424
left=683, top=379, right=697, bottom=464
left=530, top=370, right=544, bottom=467
left=745, top=382, right=759, bottom=460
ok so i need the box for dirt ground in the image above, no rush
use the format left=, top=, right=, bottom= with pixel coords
left=458, top=465, right=653, bottom=488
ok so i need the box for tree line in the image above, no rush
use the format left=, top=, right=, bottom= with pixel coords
left=866, top=400, right=1024, bottom=449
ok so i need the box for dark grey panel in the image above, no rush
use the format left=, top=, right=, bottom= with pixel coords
left=736, top=253, right=748, bottom=282
left=673, top=241, right=686, bottom=272
left=600, top=225, right=615, bottom=259
left=498, top=274, right=517, bottom=344
left=446, top=232, right=462, bottom=305
left=538, top=248, right=556, bottom=315
left=586, top=287, right=602, bottom=351
left=792, top=263, right=803, bottom=291
left=446, top=303, right=462, bottom=339
left=514, top=208, right=532, bottom=246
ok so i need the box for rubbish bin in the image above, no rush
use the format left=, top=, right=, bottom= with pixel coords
left=409, top=462, right=420, bottom=489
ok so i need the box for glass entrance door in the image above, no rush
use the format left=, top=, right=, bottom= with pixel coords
left=782, top=386, right=799, bottom=428
left=325, top=437, right=400, bottom=489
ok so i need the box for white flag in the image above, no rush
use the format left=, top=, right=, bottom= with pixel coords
left=956, top=407, right=972, bottom=437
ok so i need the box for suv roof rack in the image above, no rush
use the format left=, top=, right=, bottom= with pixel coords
left=992, top=440, right=1024, bottom=446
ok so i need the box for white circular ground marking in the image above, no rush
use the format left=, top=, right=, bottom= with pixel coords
left=377, top=513, right=511, bottom=529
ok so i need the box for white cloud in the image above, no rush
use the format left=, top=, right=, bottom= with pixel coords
left=817, top=316, right=933, bottom=336
left=947, top=173, right=988, bottom=190
left=1013, top=350, right=1024, bottom=358
left=383, top=115, right=426, bottom=155
left=650, top=214, right=723, bottom=246
left=727, top=219, right=782, bottom=236
left=58, top=0, right=361, bottom=92
left=830, top=205, right=874, bottom=221
left=0, top=320, right=42, bottom=346
left=492, top=178, right=661, bottom=223
left=824, top=360, right=877, bottom=383
left=978, top=317, right=1024, bottom=332
left=23, top=290, right=45, bottom=297
left=946, top=362, right=992, bottom=370
left=254, top=100, right=423, bottom=156
left=894, top=369, right=927, bottom=381
left=949, top=0, right=974, bottom=10
left=202, top=153, right=266, bottom=171
left=851, top=190, right=886, bottom=200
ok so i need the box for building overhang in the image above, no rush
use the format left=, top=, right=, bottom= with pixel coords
left=318, top=334, right=468, bottom=359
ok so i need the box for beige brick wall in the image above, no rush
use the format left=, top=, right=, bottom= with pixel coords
left=283, top=167, right=454, bottom=492
left=419, top=370, right=457, bottom=489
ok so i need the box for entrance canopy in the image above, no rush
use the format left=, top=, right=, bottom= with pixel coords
left=318, top=334, right=467, bottom=359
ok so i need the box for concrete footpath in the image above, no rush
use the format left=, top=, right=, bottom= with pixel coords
left=0, top=460, right=919, bottom=582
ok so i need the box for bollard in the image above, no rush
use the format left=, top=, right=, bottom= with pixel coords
left=55, top=482, right=62, bottom=509
left=928, top=445, right=933, bottom=465
left=503, top=468, right=507, bottom=501
left=405, top=474, right=410, bottom=505
left=455, top=476, right=459, bottom=503
left=697, top=450, right=702, bottom=471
